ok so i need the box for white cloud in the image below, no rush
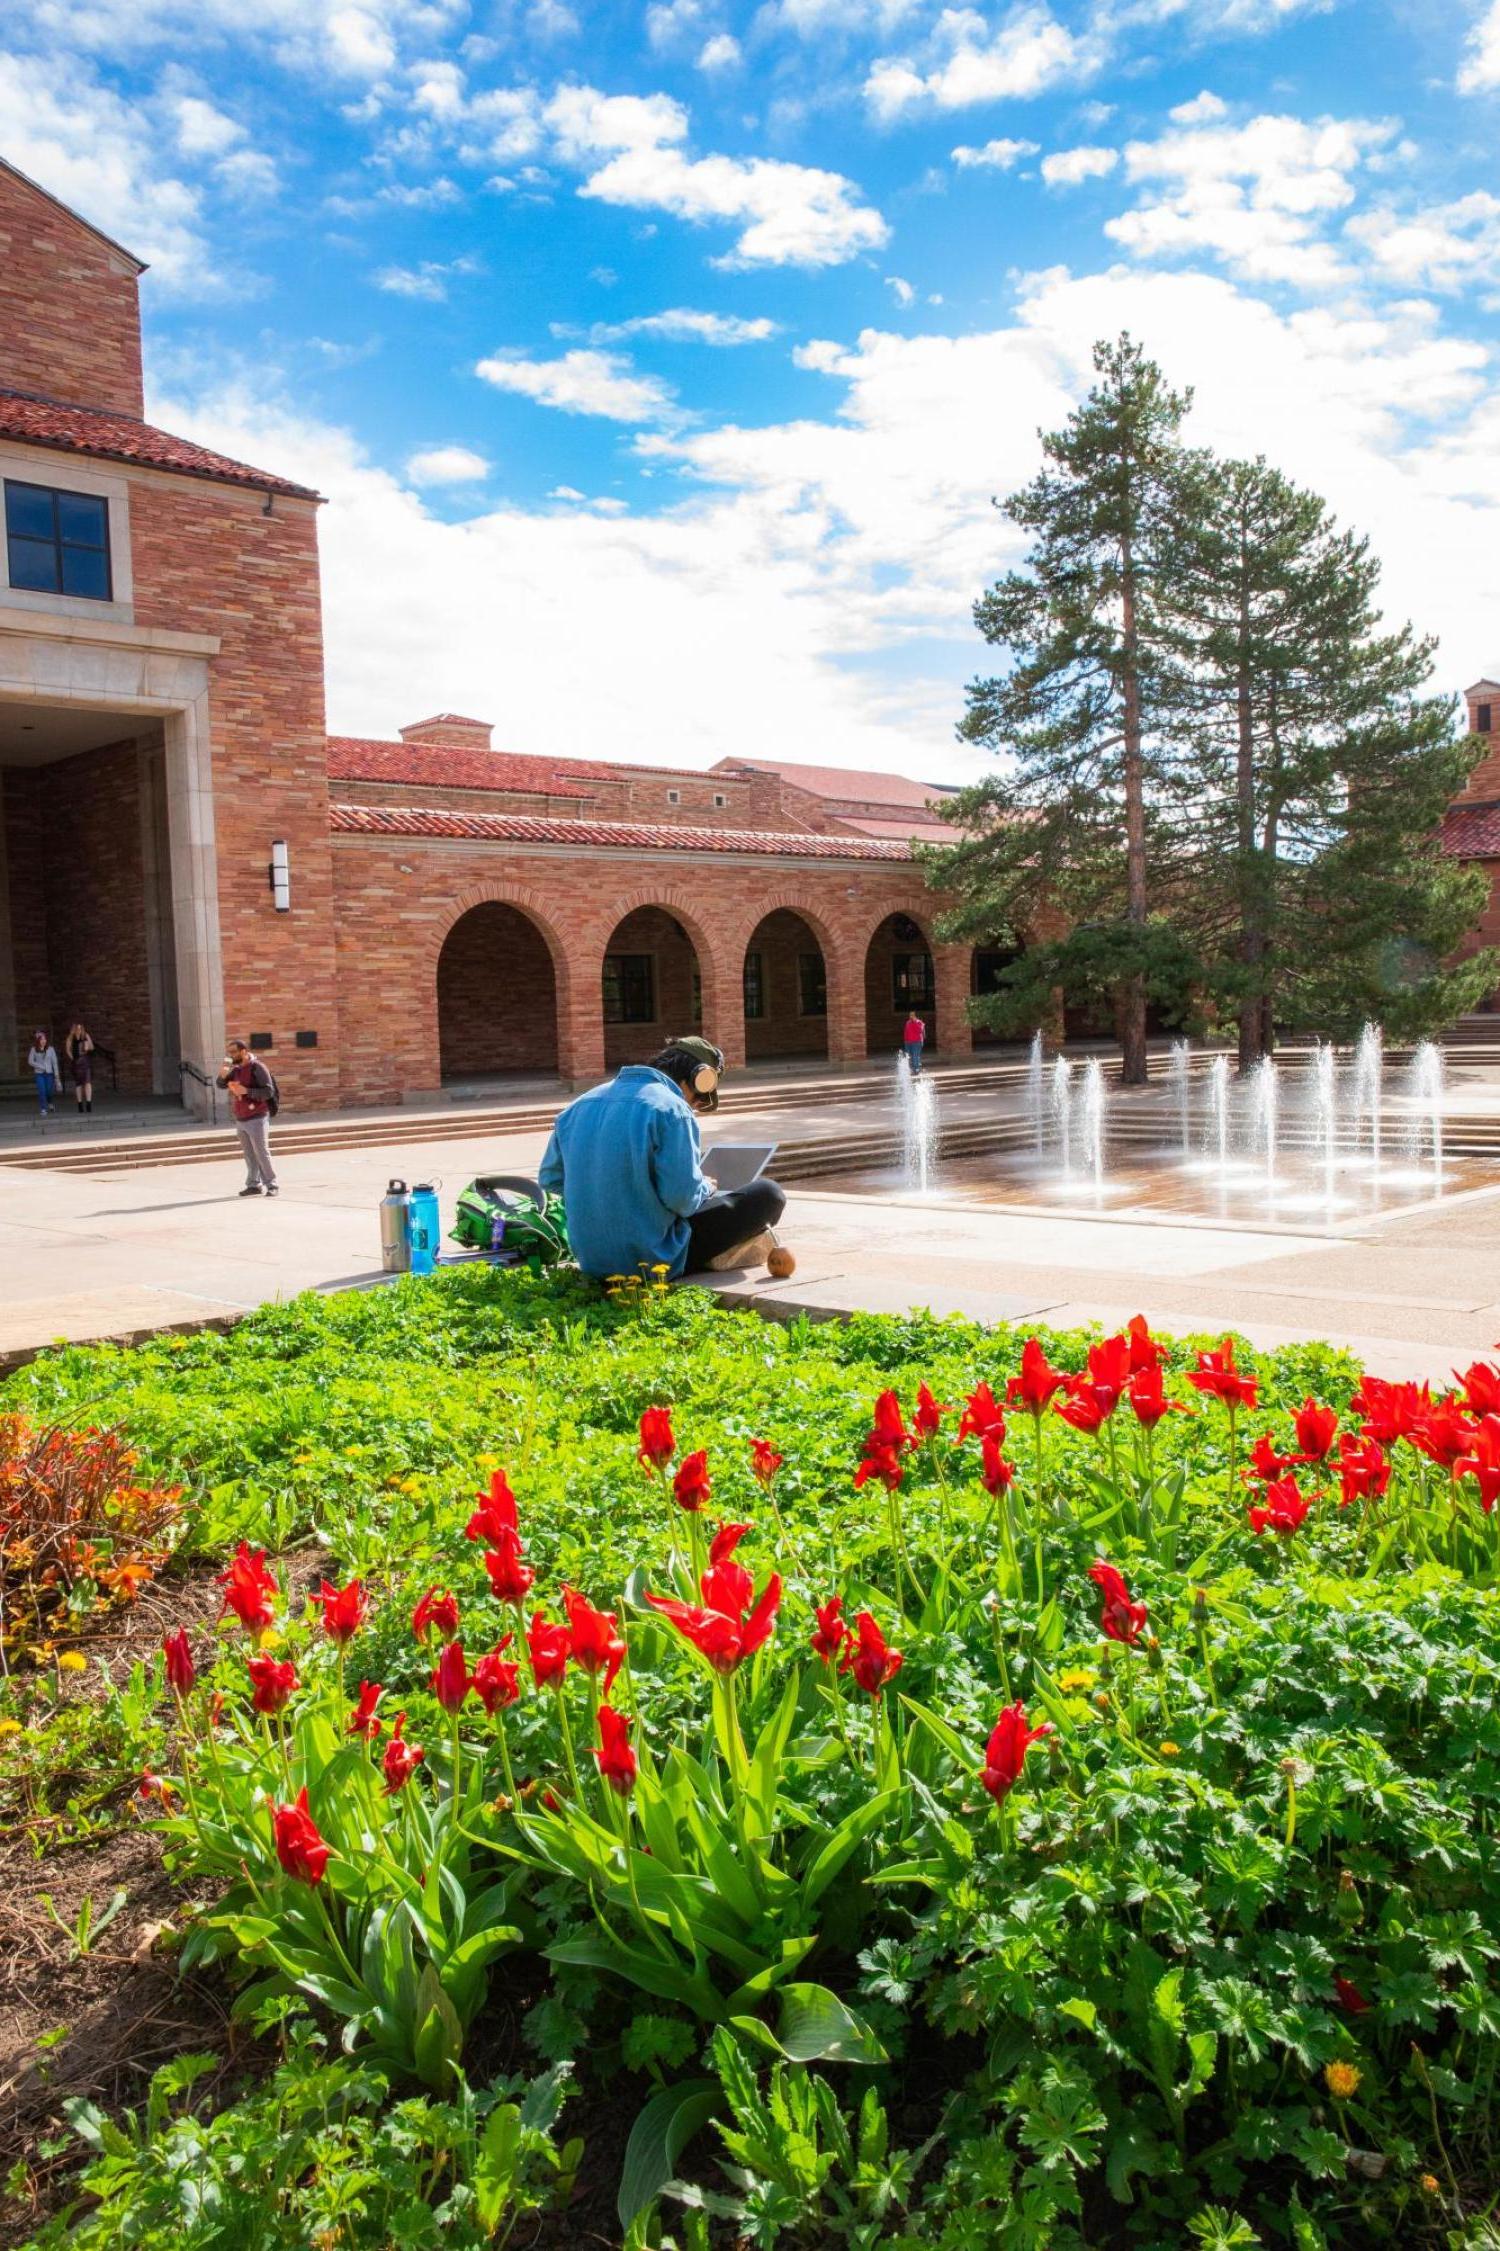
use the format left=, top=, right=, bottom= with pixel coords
left=697, top=32, right=742, bottom=69
left=474, top=346, right=679, bottom=420
left=570, top=307, right=778, bottom=344
left=865, top=7, right=1094, bottom=120
left=579, top=143, right=888, bottom=266
left=885, top=273, right=916, bottom=304
left=406, top=444, right=492, bottom=483
left=951, top=136, right=1039, bottom=168
left=1170, top=89, right=1228, bottom=124
left=374, top=254, right=479, bottom=299
left=1460, top=0, right=1500, bottom=92
left=1041, top=143, right=1119, bottom=187
left=543, top=84, right=689, bottom=162
left=1106, top=109, right=1398, bottom=288
left=170, top=93, right=244, bottom=156
left=216, top=147, right=280, bottom=196
left=1348, top=191, right=1500, bottom=293
left=646, top=0, right=704, bottom=46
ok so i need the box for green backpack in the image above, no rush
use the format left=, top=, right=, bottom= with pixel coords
left=450, top=1176, right=571, bottom=1267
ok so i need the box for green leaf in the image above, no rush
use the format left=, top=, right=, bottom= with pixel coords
left=775, top=1983, right=887, bottom=2065
left=800, top=1788, right=899, bottom=1911
left=617, top=2078, right=719, bottom=2232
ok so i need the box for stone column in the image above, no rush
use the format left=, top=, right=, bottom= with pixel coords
left=824, top=933, right=866, bottom=1065
left=162, top=691, right=226, bottom=1118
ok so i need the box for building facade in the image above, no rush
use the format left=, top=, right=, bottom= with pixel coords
left=0, top=158, right=1020, bottom=1116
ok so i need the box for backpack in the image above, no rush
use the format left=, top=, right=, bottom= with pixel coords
left=253, top=1059, right=281, bottom=1118
left=451, top=1176, right=571, bottom=1267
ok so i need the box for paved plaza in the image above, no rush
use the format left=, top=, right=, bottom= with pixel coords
left=4, top=1076, right=1500, bottom=1380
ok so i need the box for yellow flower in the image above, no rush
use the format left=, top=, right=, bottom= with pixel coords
left=1324, top=2061, right=1361, bottom=2101
left=1158, top=1740, right=1180, bottom=1758
left=1419, top=2174, right=1441, bottom=2196
left=1058, top=1667, right=1097, bottom=1693
left=0, top=1718, right=21, bottom=1737
left=293, top=1453, right=315, bottom=1467
left=57, top=1651, right=87, bottom=1673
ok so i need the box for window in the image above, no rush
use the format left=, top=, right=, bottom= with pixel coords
left=743, top=950, right=765, bottom=1020
left=666, top=788, right=681, bottom=805
left=713, top=791, right=728, bottom=808
left=5, top=480, right=111, bottom=600
left=974, top=948, right=1018, bottom=998
left=892, top=951, right=934, bottom=1011
left=603, top=953, right=655, bottom=1023
left=798, top=952, right=827, bottom=1018
left=1479, top=703, right=1493, bottom=734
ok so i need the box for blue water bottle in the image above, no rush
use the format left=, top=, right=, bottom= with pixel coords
left=408, top=1181, right=439, bottom=1276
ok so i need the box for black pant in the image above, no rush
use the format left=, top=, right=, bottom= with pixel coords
left=683, top=1178, right=786, bottom=1272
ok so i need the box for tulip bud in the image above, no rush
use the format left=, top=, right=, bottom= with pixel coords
left=1192, top=1588, right=1208, bottom=1625
left=1334, top=1869, right=1364, bottom=1927
left=1145, top=1634, right=1164, bottom=1675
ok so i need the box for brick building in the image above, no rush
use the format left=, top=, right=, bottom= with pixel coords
left=0, top=156, right=1019, bottom=1115
left=1445, top=683, right=1500, bottom=1003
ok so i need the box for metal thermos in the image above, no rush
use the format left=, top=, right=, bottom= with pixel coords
left=380, top=1179, right=411, bottom=1273
left=408, top=1182, right=439, bottom=1277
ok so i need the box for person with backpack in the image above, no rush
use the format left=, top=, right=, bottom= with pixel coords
left=216, top=1037, right=279, bottom=1196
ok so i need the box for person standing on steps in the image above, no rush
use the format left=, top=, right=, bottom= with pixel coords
left=26, top=1030, right=58, bottom=1118
left=216, top=1037, right=279, bottom=1197
left=903, top=1010, right=927, bottom=1076
left=65, top=1022, right=94, bottom=1115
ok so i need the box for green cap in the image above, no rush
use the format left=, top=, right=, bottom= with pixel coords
left=673, top=1036, right=725, bottom=1075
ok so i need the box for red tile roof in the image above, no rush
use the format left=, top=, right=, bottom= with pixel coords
left=327, top=735, right=589, bottom=798
left=836, top=814, right=952, bottom=840
left=713, top=754, right=958, bottom=811
left=403, top=712, right=492, bottom=730
left=329, top=801, right=913, bottom=860
left=0, top=387, right=320, bottom=499
left=1444, top=802, right=1500, bottom=857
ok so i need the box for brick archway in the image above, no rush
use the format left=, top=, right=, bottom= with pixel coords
left=732, top=893, right=847, bottom=1066
left=590, top=886, right=733, bottom=1067
left=429, top=884, right=577, bottom=1079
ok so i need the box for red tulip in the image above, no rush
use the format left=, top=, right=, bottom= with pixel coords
left=562, top=1585, right=626, bottom=1692
left=248, top=1653, right=297, bottom=1714
left=1409, top=1402, right=1477, bottom=1472
left=1007, top=1336, right=1066, bottom=1416
left=1084, top=1333, right=1132, bottom=1408
left=1246, top=1431, right=1302, bottom=1482
left=913, top=1382, right=948, bottom=1440
left=1186, top=1339, right=1258, bottom=1413
left=980, top=1431, right=1016, bottom=1496
left=466, top=1467, right=520, bottom=1546
left=1247, top=1475, right=1313, bottom=1537
left=1127, top=1366, right=1189, bottom=1429
left=979, top=1702, right=1052, bottom=1800
left=1088, top=1560, right=1148, bottom=1646
left=527, top=1609, right=572, bottom=1688
left=1127, top=1314, right=1165, bottom=1372
left=272, top=1787, right=330, bottom=1885
left=595, top=1703, right=637, bottom=1796
left=139, top=1769, right=175, bottom=1806
left=868, top=1389, right=912, bottom=1450
left=382, top=1711, right=425, bottom=1794
left=217, top=1543, right=278, bottom=1637
left=430, top=1639, right=471, bottom=1712
left=672, top=1449, right=712, bottom=1513
left=841, top=1610, right=904, bottom=1697
left=412, top=1586, right=460, bottom=1640
left=955, top=1381, right=1005, bottom=1443
left=700, top=1522, right=754, bottom=1619
left=810, top=1594, right=849, bottom=1665
left=318, top=1576, right=367, bottom=1645
left=473, top=1642, right=522, bottom=1713
left=1350, top=1374, right=1429, bottom=1447
left=1293, top=1398, right=1339, bottom=1462
left=638, top=1406, right=676, bottom=1472
left=348, top=1680, right=384, bottom=1738
left=482, top=1538, right=536, bottom=1607
left=1455, top=1361, right=1500, bottom=1416
left=646, top=1569, right=782, bottom=1675
left=1458, top=1415, right=1500, bottom=1513
left=1336, top=1431, right=1392, bottom=1508
left=853, top=1438, right=906, bottom=1492
left=749, top=1437, right=784, bottom=1486
left=161, top=1627, right=195, bottom=1696
left=1055, top=1378, right=1114, bottom=1435
left=1334, top=1975, right=1371, bottom=2015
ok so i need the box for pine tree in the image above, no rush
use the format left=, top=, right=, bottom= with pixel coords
left=924, top=335, right=1193, bottom=1084
left=1168, top=454, right=1496, bottom=1056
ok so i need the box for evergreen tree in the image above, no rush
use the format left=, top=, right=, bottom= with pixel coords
left=924, top=335, right=1193, bottom=1083
left=1168, top=454, right=1495, bottom=1057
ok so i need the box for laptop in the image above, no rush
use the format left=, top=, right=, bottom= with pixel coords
left=702, top=1142, right=777, bottom=1192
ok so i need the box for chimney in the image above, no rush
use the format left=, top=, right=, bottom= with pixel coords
left=399, top=713, right=494, bottom=751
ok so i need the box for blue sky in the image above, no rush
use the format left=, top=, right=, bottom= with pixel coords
left=4, top=0, right=1500, bottom=780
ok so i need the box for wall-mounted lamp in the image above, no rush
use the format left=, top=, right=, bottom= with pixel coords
left=269, top=838, right=291, bottom=911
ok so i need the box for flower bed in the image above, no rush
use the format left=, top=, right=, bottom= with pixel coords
left=4, top=1271, right=1500, bottom=2250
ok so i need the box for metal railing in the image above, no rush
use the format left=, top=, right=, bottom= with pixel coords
left=178, top=1058, right=220, bottom=1124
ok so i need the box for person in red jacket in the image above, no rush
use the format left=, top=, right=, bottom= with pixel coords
left=216, top=1037, right=278, bottom=1197
left=902, top=1011, right=927, bottom=1076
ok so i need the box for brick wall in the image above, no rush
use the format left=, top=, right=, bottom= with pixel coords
left=437, top=901, right=558, bottom=1075
left=745, top=908, right=829, bottom=1060
left=127, top=475, right=343, bottom=1108
left=2, top=770, right=49, bottom=1063
left=0, top=165, right=144, bottom=417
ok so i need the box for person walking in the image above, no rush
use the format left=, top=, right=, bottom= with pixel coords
left=26, top=1030, right=59, bottom=1118
left=902, top=1010, right=927, bottom=1076
left=64, top=1022, right=94, bottom=1114
left=216, top=1037, right=279, bottom=1197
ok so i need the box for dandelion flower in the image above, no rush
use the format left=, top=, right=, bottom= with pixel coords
left=1158, top=1740, right=1180, bottom=1757
left=1324, top=2061, right=1361, bottom=2100
left=57, top=1651, right=87, bottom=1673
left=1058, top=1667, right=1097, bottom=1692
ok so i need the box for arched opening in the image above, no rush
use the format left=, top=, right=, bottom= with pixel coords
left=743, top=909, right=829, bottom=1063
left=865, top=911, right=933, bottom=1055
left=602, top=905, right=701, bottom=1068
left=971, top=943, right=1022, bottom=1047
left=437, top=901, right=559, bottom=1081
